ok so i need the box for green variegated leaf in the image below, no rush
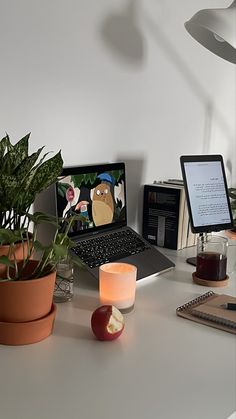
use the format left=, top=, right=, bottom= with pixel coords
left=22, top=152, right=63, bottom=207
left=0, top=133, right=63, bottom=229
left=0, top=175, right=19, bottom=209
left=21, top=155, right=62, bottom=214
left=23, top=150, right=50, bottom=190
left=14, top=147, right=44, bottom=180
left=2, top=134, right=30, bottom=174
left=14, top=133, right=30, bottom=155
left=0, top=134, right=11, bottom=164
left=28, top=151, right=63, bottom=190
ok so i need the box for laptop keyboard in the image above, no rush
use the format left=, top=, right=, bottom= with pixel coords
left=71, top=229, right=150, bottom=269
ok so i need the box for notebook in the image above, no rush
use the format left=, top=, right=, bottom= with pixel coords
left=176, top=291, right=236, bottom=334
left=55, top=162, right=175, bottom=281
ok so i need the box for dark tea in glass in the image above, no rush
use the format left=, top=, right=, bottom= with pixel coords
left=196, top=252, right=227, bottom=280
left=196, top=236, right=228, bottom=281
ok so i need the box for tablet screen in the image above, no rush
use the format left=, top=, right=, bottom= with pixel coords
left=180, top=155, right=233, bottom=233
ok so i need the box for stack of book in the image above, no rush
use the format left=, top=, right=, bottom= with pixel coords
left=142, top=179, right=196, bottom=250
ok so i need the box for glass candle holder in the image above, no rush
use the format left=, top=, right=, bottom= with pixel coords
left=99, top=263, right=137, bottom=313
left=196, top=235, right=228, bottom=281
left=54, top=258, right=74, bottom=303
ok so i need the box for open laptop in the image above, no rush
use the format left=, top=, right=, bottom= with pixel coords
left=55, top=162, right=175, bottom=281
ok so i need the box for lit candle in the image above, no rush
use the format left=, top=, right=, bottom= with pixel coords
left=99, top=263, right=137, bottom=312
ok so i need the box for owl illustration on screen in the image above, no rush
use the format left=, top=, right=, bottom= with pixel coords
left=92, top=173, right=115, bottom=226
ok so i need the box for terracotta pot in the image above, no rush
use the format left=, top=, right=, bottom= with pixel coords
left=0, top=237, right=32, bottom=274
left=0, top=260, right=56, bottom=323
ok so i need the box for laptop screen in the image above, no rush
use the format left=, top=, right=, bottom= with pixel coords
left=55, top=162, right=127, bottom=237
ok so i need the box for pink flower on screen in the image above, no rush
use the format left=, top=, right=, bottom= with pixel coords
left=66, top=186, right=75, bottom=202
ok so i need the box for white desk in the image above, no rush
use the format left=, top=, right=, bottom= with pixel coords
left=1, top=246, right=236, bottom=419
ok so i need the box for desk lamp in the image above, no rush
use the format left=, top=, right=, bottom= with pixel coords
left=184, top=0, right=236, bottom=64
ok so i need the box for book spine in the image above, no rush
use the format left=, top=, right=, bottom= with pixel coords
left=181, top=194, right=188, bottom=249
left=186, top=220, right=196, bottom=248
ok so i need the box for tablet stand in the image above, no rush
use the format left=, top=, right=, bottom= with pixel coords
left=186, top=232, right=207, bottom=266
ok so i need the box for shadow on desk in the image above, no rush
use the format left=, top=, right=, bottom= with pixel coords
left=74, top=266, right=98, bottom=290
left=162, top=268, right=195, bottom=285
left=53, top=320, right=93, bottom=341
left=71, top=294, right=100, bottom=311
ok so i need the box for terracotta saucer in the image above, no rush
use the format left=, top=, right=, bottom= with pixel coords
left=0, top=303, right=57, bottom=346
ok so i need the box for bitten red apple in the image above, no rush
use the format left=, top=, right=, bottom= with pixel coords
left=91, top=305, right=125, bottom=341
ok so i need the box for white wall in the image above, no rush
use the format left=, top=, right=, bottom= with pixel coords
left=0, top=0, right=235, bottom=232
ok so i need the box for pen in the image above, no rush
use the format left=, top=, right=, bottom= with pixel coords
left=222, top=303, right=236, bottom=311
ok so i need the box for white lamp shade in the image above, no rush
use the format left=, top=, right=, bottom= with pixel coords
left=185, top=0, right=236, bottom=64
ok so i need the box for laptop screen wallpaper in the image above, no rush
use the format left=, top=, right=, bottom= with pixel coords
left=56, top=168, right=126, bottom=235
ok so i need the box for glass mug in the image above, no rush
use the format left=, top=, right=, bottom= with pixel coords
left=196, top=235, right=228, bottom=281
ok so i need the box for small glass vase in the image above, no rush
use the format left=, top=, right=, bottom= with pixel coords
left=54, top=258, right=74, bottom=303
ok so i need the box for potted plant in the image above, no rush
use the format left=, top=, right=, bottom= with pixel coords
left=0, top=132, right=83, bottom=345
left=0, top=132, right=63, bottom=267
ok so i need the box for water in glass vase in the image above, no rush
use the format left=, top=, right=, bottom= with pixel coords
left=54, top=259, right=74, bottom=302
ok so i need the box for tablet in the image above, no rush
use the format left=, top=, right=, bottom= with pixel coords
left=180, top=155, right=233, bottom=234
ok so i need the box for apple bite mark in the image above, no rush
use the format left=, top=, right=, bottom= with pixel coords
left=107, top=306, right=125, bottom=334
